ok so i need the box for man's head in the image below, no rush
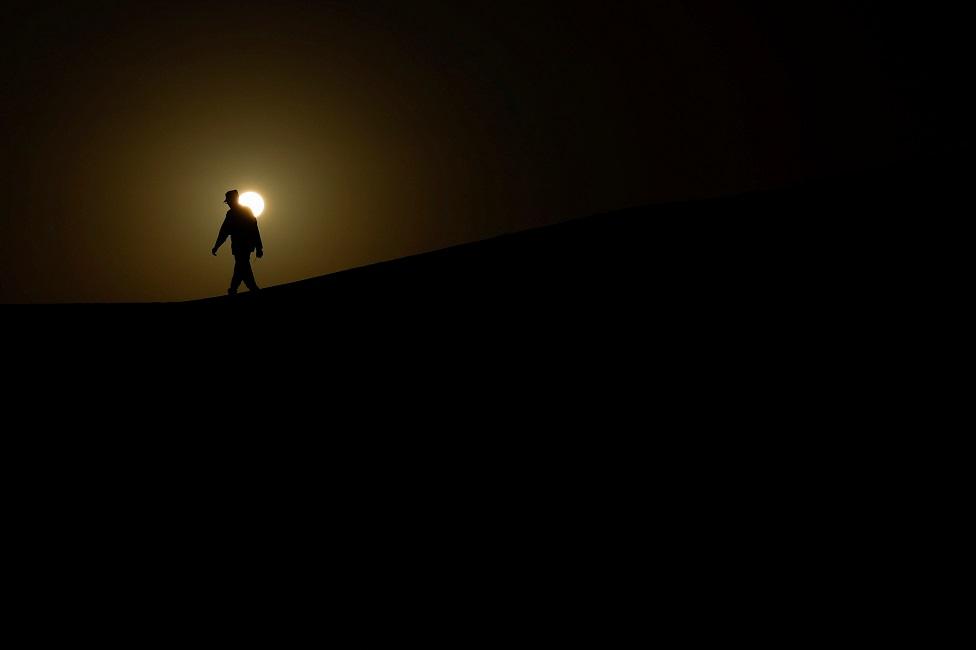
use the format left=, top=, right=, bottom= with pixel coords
left=223, top=190, right=240, bottom=207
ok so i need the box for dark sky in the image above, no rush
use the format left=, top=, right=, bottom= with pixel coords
left=1, top=1, right=969, bottom=302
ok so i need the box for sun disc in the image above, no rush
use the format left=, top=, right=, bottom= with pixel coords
left=239, top=191, right=265, bottom=217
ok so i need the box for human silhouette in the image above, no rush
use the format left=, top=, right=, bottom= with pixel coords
left=212, top=189, right=263, bottom=295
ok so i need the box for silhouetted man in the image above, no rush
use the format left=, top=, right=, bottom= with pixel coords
left=212, top=189, right=263, bottom=294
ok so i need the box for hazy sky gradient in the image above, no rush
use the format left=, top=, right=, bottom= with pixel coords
left=1, top=1, right=967, bottom=302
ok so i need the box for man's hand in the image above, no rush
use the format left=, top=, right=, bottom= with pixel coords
left=212, top=247, right=218, bottom=256
left=256, top=249, right=264, bottom=259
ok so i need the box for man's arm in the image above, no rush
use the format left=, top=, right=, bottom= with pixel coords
left=212, top=215, right=230, bottom=255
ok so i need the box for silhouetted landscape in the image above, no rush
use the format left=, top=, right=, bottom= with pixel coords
left=3, top=5, right=970, bottom=614
left=3, top=2, right=969, bottom=434
left=0, top=5, right=968, bottom=617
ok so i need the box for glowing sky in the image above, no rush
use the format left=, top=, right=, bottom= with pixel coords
left=1, top=1, right=968, bottom=302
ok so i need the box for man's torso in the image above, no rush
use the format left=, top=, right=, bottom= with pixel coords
left=226, top=207, right=258, bottom=254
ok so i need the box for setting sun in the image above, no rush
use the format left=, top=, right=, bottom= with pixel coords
left=239, top=191, right=265, bottom=217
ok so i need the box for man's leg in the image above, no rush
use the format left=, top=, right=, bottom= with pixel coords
left=241, top=254, right=260, bottom=292
left=229, top=256, right=245, bottom=295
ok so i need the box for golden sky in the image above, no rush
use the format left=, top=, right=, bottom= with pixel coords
left=1, top=2, right=961, bottom=302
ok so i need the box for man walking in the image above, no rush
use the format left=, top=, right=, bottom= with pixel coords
left=212, top=190, right=263, bottom=294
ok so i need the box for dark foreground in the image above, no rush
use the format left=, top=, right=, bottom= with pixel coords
left=4, top=151, right=965, bottom=600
